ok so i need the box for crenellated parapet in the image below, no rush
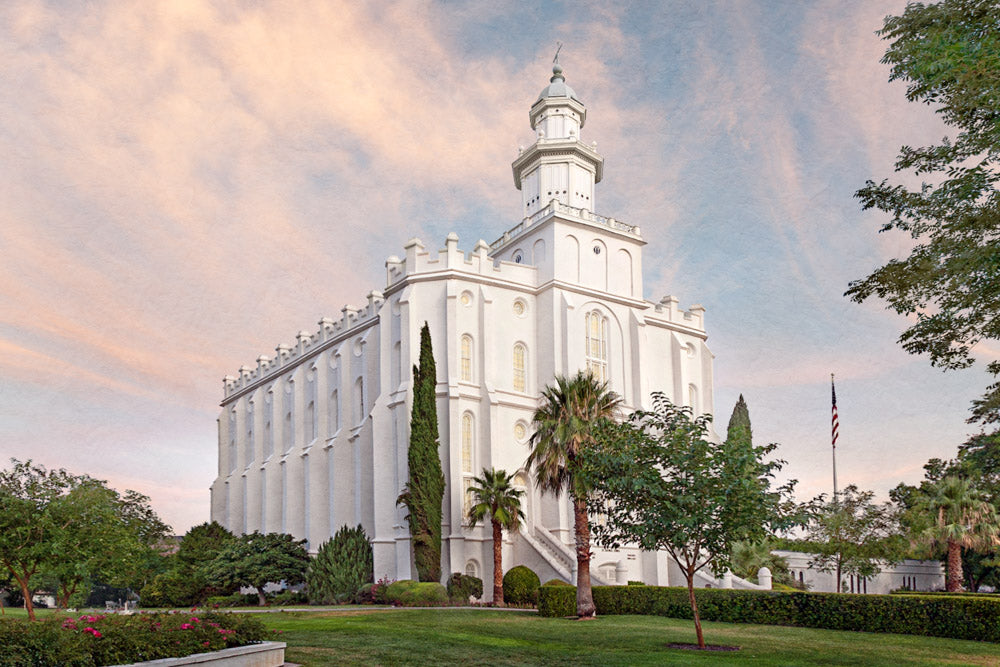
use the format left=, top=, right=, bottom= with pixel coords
left=384, top=232, right=538, bottom=290
left=648, top=294, right=706, bottom=332
left=223, top=289, right=386, bottom=399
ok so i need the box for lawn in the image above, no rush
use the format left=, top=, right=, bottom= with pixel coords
left=258, top=608, right=1000, bottom=666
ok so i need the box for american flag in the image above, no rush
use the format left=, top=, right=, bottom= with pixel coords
left=831, top=375, right=839, bottom=448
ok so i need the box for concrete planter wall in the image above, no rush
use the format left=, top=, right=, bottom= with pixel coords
left=113, top=641, right=286, bottom=667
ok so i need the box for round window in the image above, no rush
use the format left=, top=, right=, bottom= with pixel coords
left=593, top=246, right=601, bottom=255
left=513, top=300, right=526, bottom=317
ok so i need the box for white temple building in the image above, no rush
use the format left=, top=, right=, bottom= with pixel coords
left=211, top=62, right=721, bottom=592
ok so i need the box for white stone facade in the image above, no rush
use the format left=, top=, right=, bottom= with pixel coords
left=210, top=64, right=716, bottom=594
left=778, top=551, right=945, bottom=594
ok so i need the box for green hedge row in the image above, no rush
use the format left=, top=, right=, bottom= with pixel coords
left=891, top=590, right=1000, bottom=599
left=538, top=585, right=1000, bottom=642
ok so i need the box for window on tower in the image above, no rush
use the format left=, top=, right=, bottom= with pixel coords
left=461, top=335, right=472, bottom=382
left=513, top=343, right=527, bottom=392
left=585, top=311, right=609, bottom=382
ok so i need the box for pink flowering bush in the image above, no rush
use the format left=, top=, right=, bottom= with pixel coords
left=0, top=611, right=270, bottom=666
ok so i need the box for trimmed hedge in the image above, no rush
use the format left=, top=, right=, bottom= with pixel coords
left=538, top=585, right=1000, bottom=642
left=447, top=573, right=484, bottom=602
left=397, top=582, right=449, bottom=606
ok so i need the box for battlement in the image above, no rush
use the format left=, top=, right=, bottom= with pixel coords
left=384, top=232, right=537, bottom=289
left=490, top=200, right=641, bottom=254
left=222, top=289, right=385, bottom=399
left=648, top=295, right=706, bottom=332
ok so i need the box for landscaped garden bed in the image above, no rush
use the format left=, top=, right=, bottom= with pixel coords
left=0, top=611, right=273, bottom=666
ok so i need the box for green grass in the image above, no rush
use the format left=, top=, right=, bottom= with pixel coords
left=257, top=608, right=1000, bottom=666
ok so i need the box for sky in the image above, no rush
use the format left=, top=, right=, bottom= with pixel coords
left=1, top=0, right=995, bottom=535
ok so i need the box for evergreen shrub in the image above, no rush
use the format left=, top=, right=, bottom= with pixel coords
left=307, top=524, right=374, bottom=604
left=397, top=582, right=448, bottom=606
left=447, top=572, right=483, bottom=602
left=502, top=566, right=540, bottom=606
left=543, top=578, right=571, bottom=586
left=384, top=579, right=420, bottom=604
left=537, top=585, right=1000, bottom=642
left=538, top=584, right=576, bottom=617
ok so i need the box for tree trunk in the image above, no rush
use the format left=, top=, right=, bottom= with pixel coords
left=836, top=559, right=842, bottom=594
left=685, top=570, right=705, bottom=649
left=492, top=520, right=504, bottom=606
left=257, top=588, right=267, bottom=606
left=58, top=580, right=78, bottom=609
left=572, top=496, right=596, bottom=618
left=946, top=540, right=964, bottom=592
left=13, top=573, right=35, bottom=621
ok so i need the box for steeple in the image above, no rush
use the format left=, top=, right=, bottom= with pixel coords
left=512, top=59, right=604, bottom=217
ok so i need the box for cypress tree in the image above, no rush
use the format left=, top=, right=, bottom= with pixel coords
left=726, top=394, right=753, bottom=448
left=397, top=322, right=445, bottom=582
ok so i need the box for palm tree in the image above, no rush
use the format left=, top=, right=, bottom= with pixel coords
left=466, top=468, right=525, bottom=606
left=527, top=370, right=622, bottom=618
left=917, top=476, right=1000, bottom=592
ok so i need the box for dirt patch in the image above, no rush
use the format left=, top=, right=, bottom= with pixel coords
left=666, top=642, right=740, bottom=652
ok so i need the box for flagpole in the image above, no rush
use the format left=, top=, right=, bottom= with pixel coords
left=831, top=373, right=839, bottom=501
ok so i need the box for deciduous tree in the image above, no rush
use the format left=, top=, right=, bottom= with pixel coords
left=804, top=485, right=903, bottom=592
left=202, top=532, right=310, bottom=606
left=848, top=0, right=1000, bottom=426
left=579, top=394, right=793, bottom=647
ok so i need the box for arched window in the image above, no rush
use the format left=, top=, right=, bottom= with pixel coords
left=688, top=383, right=699, bottom=414
left=354, top=377, right=365, bottom=425
left=228, top=407, right=237, bottom=473
left=328, top=360, right=340, bottom=435
left=460, top=335, right=473, bottom=382
left=246, top=401, right=255, bottom=466
left=305, top=367, right=317, bottom=443
left=461, top=413, right=474, bottom=474
left=264, top=388, right=274, bottom=458
left=283, top=375, right=294, bottom=452
left=513, top=343, right=527, bottom=392
left=465, top=560, right=480, bottom=579
left=585, top=311, right=608, bottom=382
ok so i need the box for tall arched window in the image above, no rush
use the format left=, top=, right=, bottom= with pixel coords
left=264, top=388, right=274, bottom=458
left=354, top=377, right=365, bottom=425
left=305, top=367, right=317, bottom=443
left=462, top=413, right=474, bottom=516
left=246, top=401, right=255, bottom=466
left=460, top=335, right=473, bottom=382
left=585, top=311, right=609, bottom=382
left=688, top=383, right=699, bottom=414
left=513, top=343, right=527, bottom=392
left=461, top=413, right=474, bottom=474
left=228, top=407, right=237, bottom=473
left=283, top=375, right=295, bottom=453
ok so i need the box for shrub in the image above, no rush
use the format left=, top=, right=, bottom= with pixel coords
left=537, top=585, right=1000, bottom=642
left=397, top=582, right=448, bottom=606
left=307, top=524, right=374, bottom=605
left=543, top=579, right=571, bottom=587
left=538, top=584, right=577, bottom=617
left=502, top=566, right=540, bottom=606
left=447, top=573, right=484, bottom=602
left=0, top=611, right=269, bottom=666
left=139, top=569, right=204, bottom=608
left=270, top=589, right=308, bottom=606
left=626, top=580, right=646, bottom=586
left=205, top=593, right=245, bottom=608
left=372, top=577, right=395, bottom=605
left=384, top=579, right=420, bottom=604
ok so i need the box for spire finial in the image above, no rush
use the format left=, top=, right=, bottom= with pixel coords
left=551, top=42, right=565, bottom=82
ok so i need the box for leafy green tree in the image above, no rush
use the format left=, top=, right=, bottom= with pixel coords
left=307, top=524, right=374, bottom=604
left=804, top=485, right=904, bottom=592
left=398, top=322, right=446, bottom=582
left=578, top=394, right=793, bottom=648
left=466, top=468, right=524, bottom=606
left=847, top=0, right=1000, bottom=427
left=914, top=475, right=1000, bottom=591
left=0, top=460, right=169, bottom=619
left=202, top=532, right=310, bottom=606
left=527, top=371, right=622, bottom=619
